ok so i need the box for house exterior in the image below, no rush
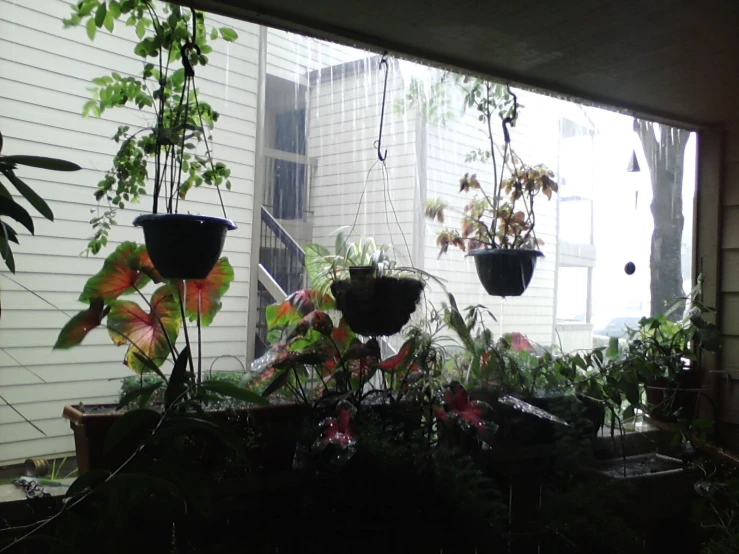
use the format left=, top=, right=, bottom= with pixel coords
left=0, top=0, right=685, bottom=464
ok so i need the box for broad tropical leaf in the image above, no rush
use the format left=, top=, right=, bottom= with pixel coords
left=0, top=155, right=81, bottom=172
left=80, top=242, right=150, bottom=303
left=174, top=257, right=234, bottom=327
left=0, top=169, right=54, bottom=221
left=107, top=286, right=180, bottom=373
left=331, top=318, right=356, bottom=350
left=378, top=340, right=415, bottom=372
left=53, top=299, right=107, bottom=349
left=128, top=244, right=162, bottom=283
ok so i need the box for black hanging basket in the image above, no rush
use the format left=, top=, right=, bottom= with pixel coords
left=468, top=248, right=543, bottom=297
left=133, top=214, right=237, bottom=280
left=331, top=267, right=424, bottom=336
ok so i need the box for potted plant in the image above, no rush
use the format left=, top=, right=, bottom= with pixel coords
left=53, top=241, right=267, bottom=473
left=305, top=231, right=425, bottom=336
left=0, top=130, right=81, bottom=275
left=615, top=282, right=720, bottom=423
left=442, top=294, right=603, bottom=446
left=424, top=82, right=557, bottom=296
left=64, top=1, right=239, bottom=279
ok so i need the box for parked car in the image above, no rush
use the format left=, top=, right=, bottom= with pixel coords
left=593, top=316, right=643, bottom=339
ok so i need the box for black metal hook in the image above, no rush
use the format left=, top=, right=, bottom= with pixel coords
left=375, top=54, right=389, bottom=162
left=502, top=84, right=518, bottom=144
left=181, top=8, right=201, bottom=77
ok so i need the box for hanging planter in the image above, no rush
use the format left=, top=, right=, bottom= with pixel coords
left=468, top=248, right=543, bottom=297
left=331, top=266, right=424, bottom=336
left=424, top=84, right=557, bottom=298
left=134, top=214, right=236, bottom=279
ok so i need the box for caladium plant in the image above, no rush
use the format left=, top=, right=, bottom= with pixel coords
left=54, top=241, right=241, bottom=391
left=249, top=289, right=424, bottom=404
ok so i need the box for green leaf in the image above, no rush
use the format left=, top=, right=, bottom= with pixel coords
left=219, top=27, right=238, bottom=42
left=67, top=469, right=110, bottom=497
left=108, top=0, right=121, bottom=18
left=165, top=347, right=190, bottom=409
left=86, top=17, right=97, bottom=40
left=94, top=2, right=107, bottom=28
left=1, top=155, right=81, bottom=171
left=200, top=380, right=268, bottom=405
left=169, top=67, right=186, bottom=88
left=210, top=27, right=218, bottom=40
left=152, top=415, right=245, bottom=458
left=103, top=11, right=114, bottom=32
left=1, top=169, right=54, bottom=221
left=135, top=19, right=146, bottom=39
left=104, top=409, right=160, bottom=452
left=0, top=234, right=16, bottom=273
left=117, top=381, right=163, bottom=410
left=0, top=196, right=34, bottom=234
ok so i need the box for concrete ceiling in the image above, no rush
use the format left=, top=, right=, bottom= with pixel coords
left=181, top=0, right=739, bottom=128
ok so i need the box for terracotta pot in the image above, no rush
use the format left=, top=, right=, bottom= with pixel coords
left=133, top=213, right=236, bottom=279
left=468, top=249, right=543, bottom=297
left=63, top=403, right=310, bottom=474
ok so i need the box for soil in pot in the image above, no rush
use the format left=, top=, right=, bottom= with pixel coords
left=331, top=270, right=424, bottom=336
left=133, top=213, right=237, bottom=279
left=468, top=248, right=543, bottom=297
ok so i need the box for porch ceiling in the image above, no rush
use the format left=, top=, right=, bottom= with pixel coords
left=179, top=0, right=738, bottom=128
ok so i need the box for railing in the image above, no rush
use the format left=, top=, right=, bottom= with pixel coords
left=260, top=206, right=306, bottom=295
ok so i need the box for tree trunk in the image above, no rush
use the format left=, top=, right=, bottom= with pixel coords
left=636, top=121, right=691, bottom=319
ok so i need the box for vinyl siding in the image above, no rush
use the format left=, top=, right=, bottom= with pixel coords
left=0, top=0, right=258, bottom=464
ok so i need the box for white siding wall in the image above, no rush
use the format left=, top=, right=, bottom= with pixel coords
left=0, top=0, right=258, bottom=464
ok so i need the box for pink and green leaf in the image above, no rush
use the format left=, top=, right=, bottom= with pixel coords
left=107, top=286, right=181, bottom=374
left=331, top=318, right=356, bottom=350
left=378, top=340, right=415, bottom=372
left=174, top=257, right=234, bottom=327
left=53, top=299, right=107, bottom=349
left=79, top=241, right=150, bottom=304
left=128, top=244, right=162, bottom=283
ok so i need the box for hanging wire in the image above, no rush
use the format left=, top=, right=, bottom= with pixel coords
left=175, top=8, right=228, bottom=218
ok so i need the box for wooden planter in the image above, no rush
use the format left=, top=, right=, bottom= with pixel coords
left=63, top=403, right=311, bottom=474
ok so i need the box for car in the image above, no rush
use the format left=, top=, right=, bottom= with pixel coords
left=593, top=316, right=644, bottom=339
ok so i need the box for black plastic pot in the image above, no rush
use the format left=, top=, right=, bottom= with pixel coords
left=331, top=267, right=424, bottom=336
left=133, top=213, right=236, bottom=279
left=468, top=248, right=543, bottom=297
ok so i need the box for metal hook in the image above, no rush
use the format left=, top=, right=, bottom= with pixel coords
left=375, top=54, right=389, bottom=162
left=502, top=84, right=518, bottom=144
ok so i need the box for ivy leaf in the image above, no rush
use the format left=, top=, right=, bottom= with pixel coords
left=219, top=28, right=238, bottom=42
left=54, top=299, right=107, bottom=349
left=107, top=286, right=181, bottom=373
left=86, top=17, right=97, bottom=40
left=173, top=258, right=234, bottom=327
left=108, top=0, right=121, bottom=19
left=103, top=11, right=115, bottom=32
left=94, top=2, right=107, bottom=28
left=80, top=242, right=151, bottom=303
